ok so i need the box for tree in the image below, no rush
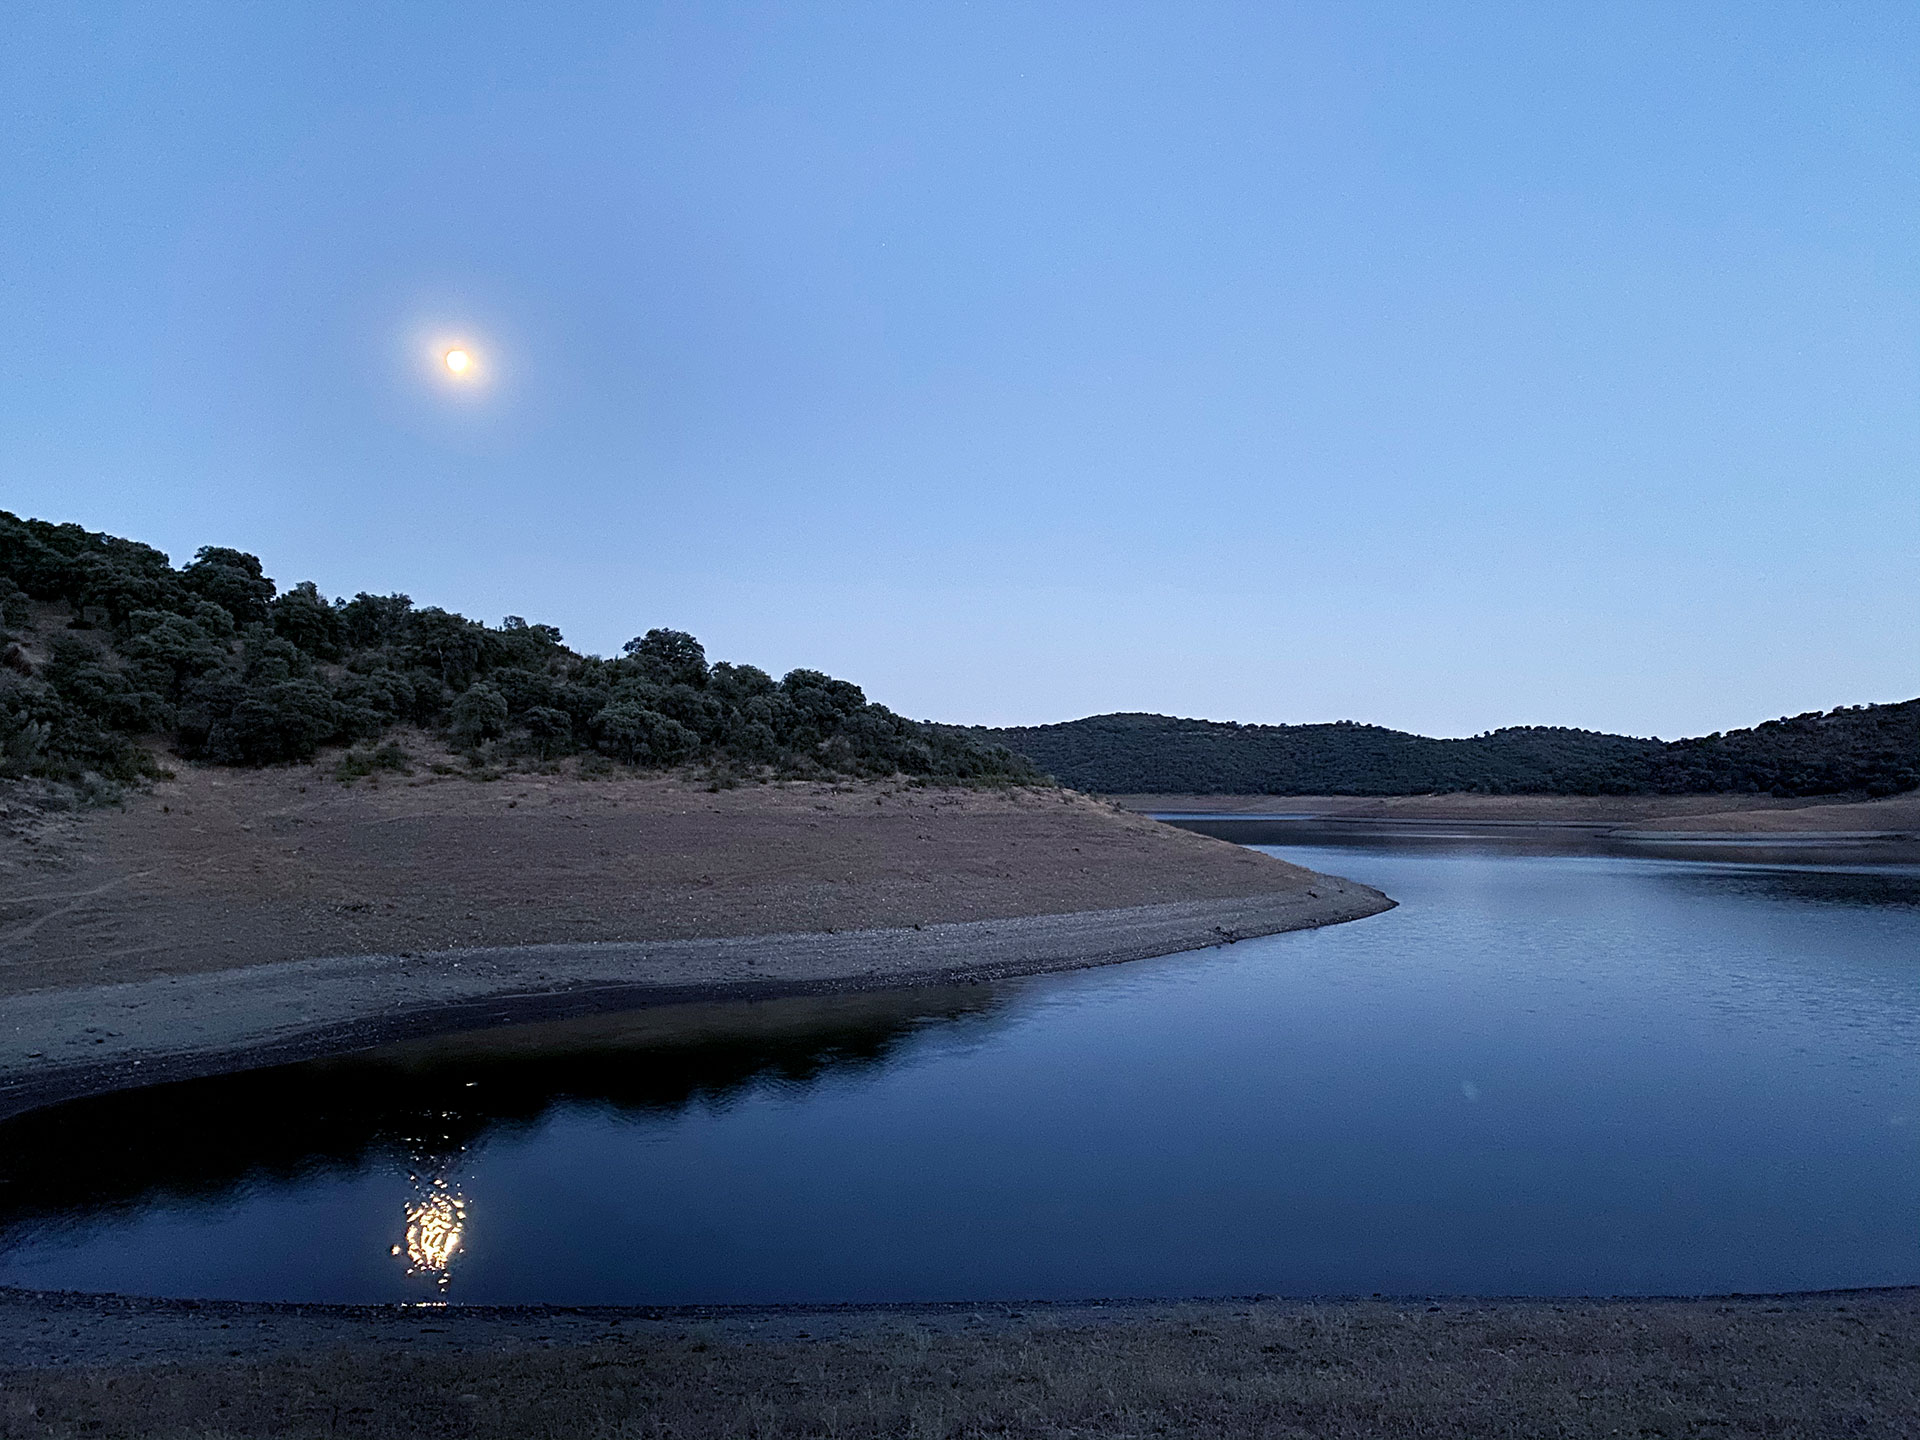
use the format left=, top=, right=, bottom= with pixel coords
left=450, top=683, right=509, bottom=746
left=709, top=662, right=774, bottom=705
left=337, top=592, right=413, bottom=650
left=780, top=669, right=865, bottom=743
left=401, top=607, right=486, bottom=686
left=272, top=582, right=341, bottom=659
left=121, top=611, right=230, bottom=702
left=623, top=628, right=707, bottom=687
left=522, top=706, right=572, bottom=758
left=181, top=547, right=276, bottom=625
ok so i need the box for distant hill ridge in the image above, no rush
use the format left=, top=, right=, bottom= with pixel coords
left=979, top=705, right=1920, bottom=799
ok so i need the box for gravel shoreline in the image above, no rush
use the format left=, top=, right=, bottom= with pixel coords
left=0, top=884, right=1390, bottom=1121
left=4, top=1285, right=1916, bottom=1438
left=1, top=1282, right=1913, bottom=1370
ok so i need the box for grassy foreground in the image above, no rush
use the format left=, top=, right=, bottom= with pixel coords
left=4, top=1292, right=1917, bottom=1439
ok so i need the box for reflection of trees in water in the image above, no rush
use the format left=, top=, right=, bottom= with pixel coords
left=1230, top=822, right=1920, bottom=881
left=0, top=986, right=1007, bottom=1236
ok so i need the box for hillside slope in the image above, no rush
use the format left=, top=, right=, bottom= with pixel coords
left=982, top=704, right=1920, bottom=798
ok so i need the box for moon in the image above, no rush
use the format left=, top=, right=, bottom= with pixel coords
left=444, top=348, right=472, bottom=375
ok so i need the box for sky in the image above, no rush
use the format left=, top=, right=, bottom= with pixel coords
left=3, top=2, right=1915, bottom=739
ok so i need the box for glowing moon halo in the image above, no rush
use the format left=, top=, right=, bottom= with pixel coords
left=421, top=330, right=487, bottom=392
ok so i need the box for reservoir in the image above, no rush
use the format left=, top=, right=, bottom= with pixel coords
left=2, top=837, right=1916, bottom=1303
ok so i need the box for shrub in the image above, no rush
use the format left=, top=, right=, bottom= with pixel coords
left=592, top=702, right=698, bottom=765
left=449, top=683, right=509, bottom=747
left=336, top=741, right=414, bottom=782
left=204, top=679, right=345, bottom=764
left=522, top=706, right=572, bottom=758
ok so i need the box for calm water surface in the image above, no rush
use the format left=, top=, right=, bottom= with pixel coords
left=2, top=841, right=1916, bottom=1303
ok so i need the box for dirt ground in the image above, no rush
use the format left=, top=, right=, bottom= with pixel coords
left=0, top=760, right=1330, bottom=998
left=1117, top=790, right=1920, bottom=832
left=2, top=1287, right=1915, bottom=1439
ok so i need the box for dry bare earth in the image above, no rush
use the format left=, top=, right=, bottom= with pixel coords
left=1620, top=793, right=1920, bottom=834
left=2, top=1289, right=1916, bottom=1439
left=0, top=766, right=1370, bottom=997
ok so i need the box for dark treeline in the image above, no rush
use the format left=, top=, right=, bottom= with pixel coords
left=980, top=705, right=1920, bottom=799
left=0, top=510, right=1036, bottom=786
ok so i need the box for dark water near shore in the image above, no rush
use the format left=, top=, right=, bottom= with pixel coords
left=3, top=841, right=1917, bottom=1303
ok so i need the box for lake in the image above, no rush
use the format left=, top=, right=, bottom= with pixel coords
left=2, top=836, right=1916, bottom=1304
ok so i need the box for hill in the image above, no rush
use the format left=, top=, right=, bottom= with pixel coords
left=981, top=704, right=1920, bottom=799
left=0, top=510, right=1036, bottom=788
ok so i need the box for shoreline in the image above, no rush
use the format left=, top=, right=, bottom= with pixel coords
left=1116, top=792, right=1920, bottom=863
left=0, top=884, right=1391, bottom=1122
left=5, top=1285, right=1915, bottom=1438
left=0, top=768, right=1398, bottom=1119
left=5, top=1282, right=1917, bottom=1368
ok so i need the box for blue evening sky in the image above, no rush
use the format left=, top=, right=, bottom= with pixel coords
left=4, top=3, right=1914, bottom=738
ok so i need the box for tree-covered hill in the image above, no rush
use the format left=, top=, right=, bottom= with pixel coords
left=0, top=510, right=1037, bottom=787
left=980, top=703, right=1920, bottom=799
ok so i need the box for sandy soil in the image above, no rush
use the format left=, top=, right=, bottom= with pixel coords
left=1117, top=791, right=1920, bottom=833
left=1, top=765, right=1361, bottom=998
left=3, top=1286, right=1915, bottom=1438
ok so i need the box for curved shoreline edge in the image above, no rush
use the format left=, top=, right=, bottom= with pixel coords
left=0, top=880, right=1393, bottom=1122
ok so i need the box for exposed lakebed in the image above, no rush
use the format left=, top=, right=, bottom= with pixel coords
left=3, top=834, right=1916, bottom=1303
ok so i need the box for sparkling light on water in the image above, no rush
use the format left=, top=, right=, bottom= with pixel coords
left=397, top=1181, right=467, bottom=1292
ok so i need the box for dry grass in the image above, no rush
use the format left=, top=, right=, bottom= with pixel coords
left=4, top=1294, right=1918, bottom=1439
